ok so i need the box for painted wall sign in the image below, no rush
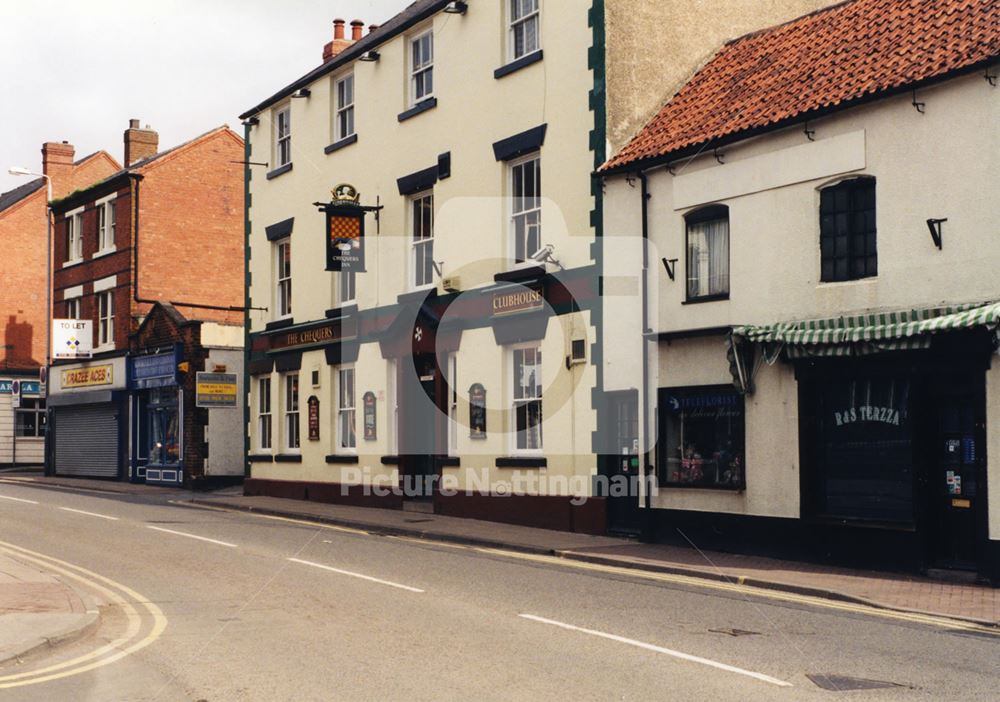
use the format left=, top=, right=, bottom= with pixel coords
left=491, top=288, right=543, bottom=317
left=269, top=318, right=356, bottom=352
left=195, top=372, right=238, bottom=408
left=308, top=396, right=320, bottom=441
left=52, top=319, right=93, bottom=359
left=61, top=365, right=113, bottom=389
left=469, top=383, right=487, bottom=439
left=363, top=391, right=377, bottom=441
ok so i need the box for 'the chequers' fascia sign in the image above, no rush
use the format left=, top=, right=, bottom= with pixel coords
left=269, top=317, right=358, bottom=353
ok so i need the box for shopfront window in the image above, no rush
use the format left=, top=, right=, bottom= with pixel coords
left=147, top=387, right=180, bottom=465
left=257, top=377, right=272, bottom=451
left=337, top=367, right=356, bottom=451
left=813, top=375, right=913, bottom=522
left=512, top=345, right=542, bottom=452
left=658, top=387, right=745, bottom=489
left=284, top=373, right=300, bottom=450
left=15, top=398, right=46, bottom=437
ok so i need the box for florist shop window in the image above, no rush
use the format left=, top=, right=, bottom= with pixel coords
left=659, top=386, right=745, bottom=489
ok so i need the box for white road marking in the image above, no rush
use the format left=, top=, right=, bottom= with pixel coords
left=288, top=557, right=425, bottom=593
left=519, top=614, right=792, bottom=688
left=0, top=494, right=39, bottom=504
left=59, top=506, right=119, bottom=521
left=146, top=525, right=238, bottom=548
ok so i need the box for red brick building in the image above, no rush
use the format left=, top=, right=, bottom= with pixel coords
left=0, top=141, right=119, bottom=466
left=46, top=120, right=245, bottom=480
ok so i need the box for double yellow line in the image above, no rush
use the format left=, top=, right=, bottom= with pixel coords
left=0, top=540, right=168, bottom=689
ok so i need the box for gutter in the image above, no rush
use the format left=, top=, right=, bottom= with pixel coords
left=638, top=171, right=653, bottom=536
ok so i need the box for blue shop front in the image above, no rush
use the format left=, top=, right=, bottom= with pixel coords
left=129, top=347, right=184, bottom=486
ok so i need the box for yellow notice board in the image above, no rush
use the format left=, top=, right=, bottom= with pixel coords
left=196, top=372, right=238, bottom=408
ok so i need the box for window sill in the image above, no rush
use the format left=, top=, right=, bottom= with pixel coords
left=248, top=454, right=274, bottom=463
left=817, top=276, right=878, bottom=287
left=274, top=453, right=302, bottom=463
left=324, top=134, right=358, bottom=154
left=398, top=97, right=437, bottom=122
left=494, top=50, right=543, bottom=79
left=325, top=454, right=359, bottom=464
left=495, top=456, right=547, bottom=468
left=266, top=162, right=293, bottom=180
left=265, top=317, right=294, bottom=331
left=62, top=259, right=84, bottom=269
left=438, top=456, right=460, bottom=467
left=93, top=248, right=117, bottom=259
left=682, top=293, right=730, bottom=305
left=381, top=455, right=400, bottom=465
left=325, top=304, right=358, bottom=319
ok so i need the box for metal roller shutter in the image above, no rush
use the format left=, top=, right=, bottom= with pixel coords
left=54, top=404, right=119, bottom=477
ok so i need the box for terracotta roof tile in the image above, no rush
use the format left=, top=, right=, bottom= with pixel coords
left=602, top=0, right=1000, bottom=172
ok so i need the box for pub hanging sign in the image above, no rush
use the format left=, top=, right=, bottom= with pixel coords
left=320, top=183, right=369, bottom=273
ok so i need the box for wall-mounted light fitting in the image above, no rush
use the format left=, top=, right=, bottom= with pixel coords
left=926, top=218, right=947, bottom=250
left=358, top=50, right=380, bottom=62
left=443, top=1, right=468, bottom=14
left=244, top=116, right=260, bottom=126
left=292, top=88, right=311, bottom=98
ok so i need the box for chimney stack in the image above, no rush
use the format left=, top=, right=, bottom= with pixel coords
left=41, top=141, right=75, bottom=199
left=323, top=17, right=362, bottom=61
left=124, top=119, right=159, bottom=166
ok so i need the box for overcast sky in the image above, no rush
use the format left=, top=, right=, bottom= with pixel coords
left=0, top=0, right=411, bottom=193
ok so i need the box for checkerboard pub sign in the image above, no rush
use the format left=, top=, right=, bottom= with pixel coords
left=321, top=183, right=368, bottom=273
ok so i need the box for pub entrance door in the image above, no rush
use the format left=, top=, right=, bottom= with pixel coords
left=399, top=353, right=442, bottom=500
left=926, top=376, right=986, bottom=571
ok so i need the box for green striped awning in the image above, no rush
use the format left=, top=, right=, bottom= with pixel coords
left=733, top=301, right=1000, bottom=356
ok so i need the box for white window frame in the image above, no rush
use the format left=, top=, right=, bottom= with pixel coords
left=447, top=354, right=458, bottom=456
left=409, top=30, right=434, bottom=106
left=275, top=104, right=292, bottom=167
left=509, top=0, right=540, bottom=61
left=97, top=198, right=116, bottom=254
left=510, top=343, right=543, bottom=455
left=65, top=297, right=81, bottom=320
left=65, top=209, right=83, bottom=264
left=337, top=271, right=356, bottom=305
left=509, top=153, right=542, bottom=265
left=283, top=372, right=300, bottom=452
left=257, top=377, right=273, bottom=451
left=409, top=190, right=434, bottom=290
left=97, top=290, right=114, bottom=348
left=336, top=366, right=356, bottom=453
left=276, top=238, right=292, bottom=319
left=333, top=72, right=355, bottom=142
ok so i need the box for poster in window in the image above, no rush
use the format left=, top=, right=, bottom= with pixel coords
left=469, top=383, right=487, bottom=439
left=363, top=391, right=377, bottom=441
left=307, top=396, right=320, bottom=442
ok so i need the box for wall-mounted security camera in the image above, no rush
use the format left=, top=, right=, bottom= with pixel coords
left=530, top=244, right=564, bottom=270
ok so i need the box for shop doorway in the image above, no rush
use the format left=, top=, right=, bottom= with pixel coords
left=399, top=353, right=442, bottom=500
left=606, top=390, right=642, bottom=534
left=926, top=378, right=986, bottom=571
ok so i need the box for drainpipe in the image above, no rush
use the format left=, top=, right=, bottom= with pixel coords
left=639, top=171, right=653, bottom=540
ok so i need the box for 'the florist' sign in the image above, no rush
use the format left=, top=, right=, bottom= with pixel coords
left=53, top=319, right=93, bottom=359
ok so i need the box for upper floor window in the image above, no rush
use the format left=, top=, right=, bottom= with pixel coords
left=410, top=30, right=434, bottom=105
left=820, top=177, right=876, bottom=282
left=510, top=0, right=540, bottom=60
left=510, top=153, right=541, bottom=264
left=685, top=205, right=729, bottom=301
left=334, top=73, right=355, bottom=142
left=66, top=212, right=83, bottom=263
left=97, top=290, right=114, bottom=347
left=275, top=104, right=292, bottom=167
left=276, top=239, right=292, bottom=318
left=97, top=200, right=116, bottom=253
left=410, top=191, right=434, bottom=289
left=65, top=297, right=81, bottom=320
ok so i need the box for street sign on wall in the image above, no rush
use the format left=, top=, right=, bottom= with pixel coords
left=52, top=319, right=93, bottom=359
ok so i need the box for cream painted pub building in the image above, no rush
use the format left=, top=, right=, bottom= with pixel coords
left=602, top=0, right=1000, bottom=580
left=240, top=0, right=838, bottom=532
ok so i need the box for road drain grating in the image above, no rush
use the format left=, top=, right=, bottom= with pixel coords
left=708, top=628, right=760, bottom=637
left=807, top=674, right=904, bottom=691
left=403, top=518, right=434, bottom=524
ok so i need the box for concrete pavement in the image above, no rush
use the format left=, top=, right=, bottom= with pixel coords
left=0, top=552, right=99, bottom=666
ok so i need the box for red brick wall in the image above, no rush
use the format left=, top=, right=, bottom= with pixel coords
left=135, top=129, right=244, bottom=326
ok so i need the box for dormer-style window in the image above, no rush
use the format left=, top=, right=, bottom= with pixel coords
left=410, top=30, right=434, bottom=105
left=510, top=0, right=540, bottom=60
left=275, top=104, right=292, bottom=167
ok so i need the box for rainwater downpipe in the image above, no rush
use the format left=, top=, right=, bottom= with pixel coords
left=639, top=170, right=653, bottom=537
